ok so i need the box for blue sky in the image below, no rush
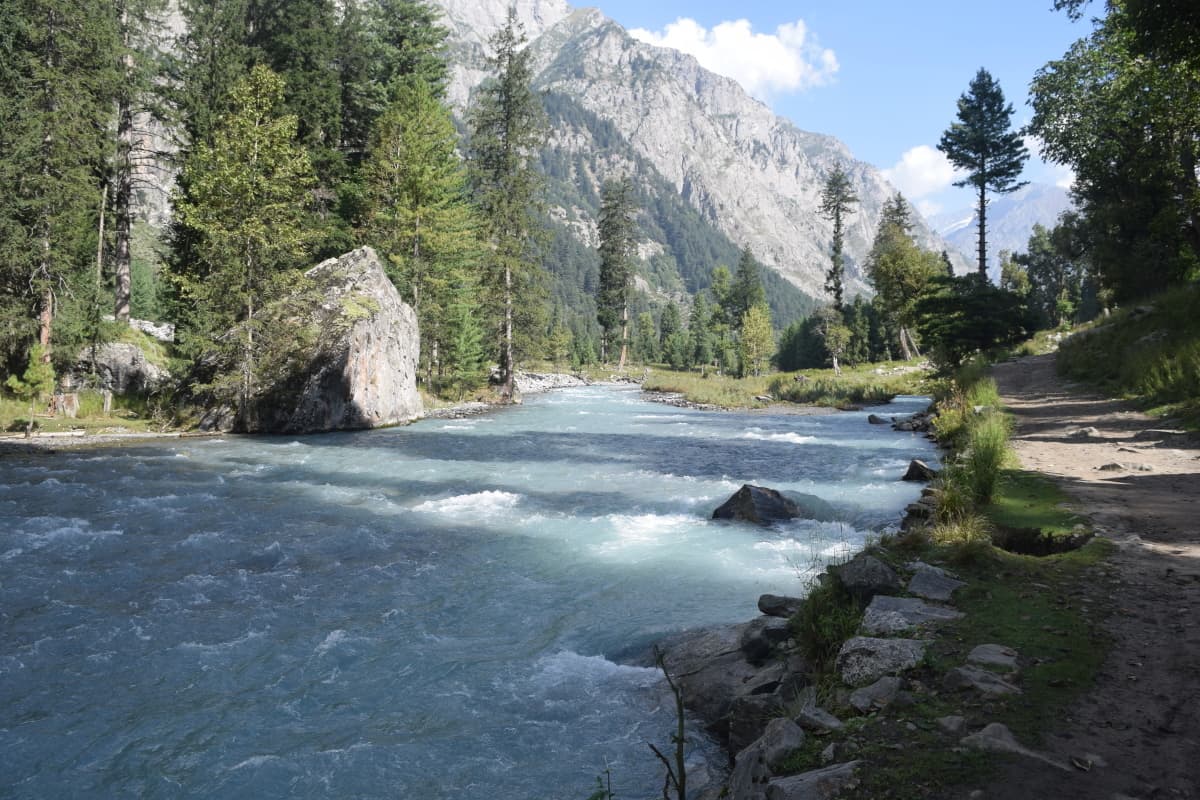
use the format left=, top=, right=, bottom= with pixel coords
left=589, top=0, right=1090, bottom=217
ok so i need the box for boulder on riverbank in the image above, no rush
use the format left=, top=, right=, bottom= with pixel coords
left=204, top=247, right=422, bottom=433
left=70, top=341, right=168, bottom=395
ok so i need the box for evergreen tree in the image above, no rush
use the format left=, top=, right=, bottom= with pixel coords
left=738, top=304, right=773, bottom=377
left=819, top=167, right=858, bottom=310
left=1015, top=223, right=1083, bottom=328
left=659, top=301, right=681, bottom=347
left=707, top=265, right=733, bottom=328
left=467, top=9, right=548, bottom=400
left=938, top=68, right=1029, bottom=277
left=171, top=65, right=318, bottom=428
left=370, top=0, right=449, bottom=103
left=633, top=311, right=658, bottom=364
left=865, top=206, right=943, bottom=360
left=728, top=247, right=767, bottom=331
left=0, top=0, right=119, bottom=368
left=171, top=0, right=253, bottom=148
left=880, top=192, right=913, bottom=235
left=6, top=344, right=55, bottom=437
left=361, top=76, right=481, bottom=393
left=441, top=279, right=487, bottom=399
left=596, top=178, right=637, bottom=366
left=687, top=293, right=712, bottom=369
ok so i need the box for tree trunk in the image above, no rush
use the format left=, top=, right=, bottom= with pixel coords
left=976, top=182, right=988, bottom=278
left=897, top=326, right=912, bottom=361
left=113, top=0, right=133, bottom=322
left=502, top=262, right=514, bottom=401
left=617, top=300, right=628, bottom=370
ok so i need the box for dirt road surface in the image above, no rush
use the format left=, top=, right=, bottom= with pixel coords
left=987, top=354, right=1200, bottom=799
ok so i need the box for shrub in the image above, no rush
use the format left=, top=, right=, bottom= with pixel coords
left=930, top=513, right=994, bottom=564
left=963, top=412, right=1013, bottom=504
left=790, top=579, right=864, bottom=673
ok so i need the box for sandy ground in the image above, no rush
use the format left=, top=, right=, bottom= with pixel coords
left=986, top=354, right=1200, bottom=799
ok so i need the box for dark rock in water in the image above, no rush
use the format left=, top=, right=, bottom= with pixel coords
left=740, top=616, right=791, bottom=665
left=901, top=459, right=938, bottom=482
left=204, top=247, right=422, bottom=433
left=829, top=552, right=902, bottom=602
left=758, top=593, right=803, bottom=618
left=867, top=414, right=889, bottom=425
left=713, top=484, right=802, bottom=525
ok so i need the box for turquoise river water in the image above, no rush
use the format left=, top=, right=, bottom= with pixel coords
left=0, top=385, right=936, bottom=798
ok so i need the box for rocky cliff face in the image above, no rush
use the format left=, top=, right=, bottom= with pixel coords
left=247, top=247, right=422, bottom=434
left=432, top=0, right=965, bottom=300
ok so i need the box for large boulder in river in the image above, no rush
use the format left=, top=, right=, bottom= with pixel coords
left=713, top=485, right=802, bottom=525
left=221, top=247, right=422, bottom=433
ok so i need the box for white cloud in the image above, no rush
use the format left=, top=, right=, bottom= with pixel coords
left=882, top=145, right=962, bottom=200
left=629, top=17, right=838, bottom=98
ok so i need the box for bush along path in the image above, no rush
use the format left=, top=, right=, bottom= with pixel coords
left=672, top=359, right=1189, bottom=800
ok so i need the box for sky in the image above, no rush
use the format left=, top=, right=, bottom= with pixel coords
left=587, top=0, right=1091, bottom=218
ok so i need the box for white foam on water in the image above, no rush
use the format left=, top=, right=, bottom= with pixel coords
left=229, top=754, right=282, bottom=772
left=532, top=650, right=660, bottom=690
left=591, top=513, right=701, bottom=556
left=412, top=491, right=522, bottom=516
left=179, top=629, right=264, bottom=653
left=740, top=429, right=816, bottom=445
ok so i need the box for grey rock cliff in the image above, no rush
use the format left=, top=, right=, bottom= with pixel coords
left=247, top=247, right=422, bottom=434
left=430, top=0, right=966, bottom=298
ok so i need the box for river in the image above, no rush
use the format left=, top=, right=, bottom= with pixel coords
left=0, top=386, right=936, bottom=798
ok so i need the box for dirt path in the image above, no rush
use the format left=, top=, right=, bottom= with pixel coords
left=988, top=353, right=1200, bottom=799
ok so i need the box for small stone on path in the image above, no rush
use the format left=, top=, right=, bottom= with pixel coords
left=967, top=644, right=1019, bottom=671
left=960, top=723, right=1070, bottom=771
left=944, top=665, right=1022, bottom=696
left=836, top=637, right=928, bottom=686
left=907, top=562, right=966, bottom=602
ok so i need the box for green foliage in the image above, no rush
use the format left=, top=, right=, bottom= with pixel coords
left=468, top=9, right=548, bottom=397
left=938, top=68, right=1029, bottom=276
left=986, top=470, right=1084, bottom=538
left=596, top=178, right=637, bottom=363
left=819, top=167, right=859, bottom=309
left=789, top=578, right=864, bottom=674
left=963, top=412, right=1014, bottom=504
left=768, top=373, right=903, bottom=408
left=914, top=275, right=1032, bottom=370
left=170, top=64, right=319, bottom=425
left=865, top=205, right=943, bottom=357
left=738, top=304, right=774, bottom=377
left=1030, top=9, right=1200, bottom=302
left=727, top=247, right=768, bottom=331
left=5, top=345, right=55, bottom=437
left=1057, top=284, right=1200, bottom=427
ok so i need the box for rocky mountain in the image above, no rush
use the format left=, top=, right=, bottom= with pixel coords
left=933, top=183, right=1073, bottom=277
left=431, top=0, right=966, bottom=304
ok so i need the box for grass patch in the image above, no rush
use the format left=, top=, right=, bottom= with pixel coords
left=985, top=469, right=1084, bottom=538
left=789, top=578, right=865, bottom=674
left=642, top=368, right=773, bottom=408
left=1058, top=284, right=1200, bottom=429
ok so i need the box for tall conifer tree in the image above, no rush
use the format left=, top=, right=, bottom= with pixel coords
left=467, top=8, right=547, bottom=400
left=596, top=178, right=636, bottom=366
left=938, top=68, right=1029, bottom=277
left=819, top=167, right=858, bottom=311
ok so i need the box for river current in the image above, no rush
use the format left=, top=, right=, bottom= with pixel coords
left=1, top=386, right=936, bottom=798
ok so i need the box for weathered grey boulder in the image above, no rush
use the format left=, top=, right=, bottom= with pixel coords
left=944, top=665, right=1021, bottom=696
left=829, top=552, right=902, bottom=602
left=906, top=562, right=966, bottom=602
left=835, top=637, right=928, bottom=686
left=901, top=459, right=938, bottom=481
left=765, top=761, right=861, bottom=800
left=73, top=342, right=167, bottom=394
left=659, top=624, right=797, bottom=745
left=758, top=593, right=804, bottom=619
left=728, top=694, right=788, bottom=756
left=738, top=718, right=806, bottom=772
left=238, top=247, right=422, bottom=433
left=740, top=616, right=792, bottom=665
left=728, top=745, right=772, bottom=800
left=961, top=723, right=1069, bottom=770
left=937, top=715, right=966, bottom=734
left=968, top=644, right=1019, bottom=672
left=860, top=595, right=964, bottom=635
left=713, top=485, right=803, bottom=525
left=848, top=675, right=903, bottom=713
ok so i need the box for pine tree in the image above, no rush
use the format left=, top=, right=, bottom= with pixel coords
left=6, top=344, right=55, bottom=437
left=171, top=65, right=318, bottom=428
left=865, top=213, right=942, bottom=360
left=170, top=0, right=253, bottom=149
left=467, top=8, right=548, bottom=400
left=728, top=247, right=767, bottom=331
left=938, top=68, right=1029, bottom=277
left=596, top=178, right=637, bottom=366
left=361, top=76, right=482, bottom=393
left=819, top=167, right=858, bottom=311
left=369, top=0, right=449, bottom=103
left=659, top=301, right=681, bottom=346
left=0, top=0, right=119, bottom=368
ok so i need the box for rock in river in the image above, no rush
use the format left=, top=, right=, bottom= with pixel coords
left=713, top=485, right=803, bottom=525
